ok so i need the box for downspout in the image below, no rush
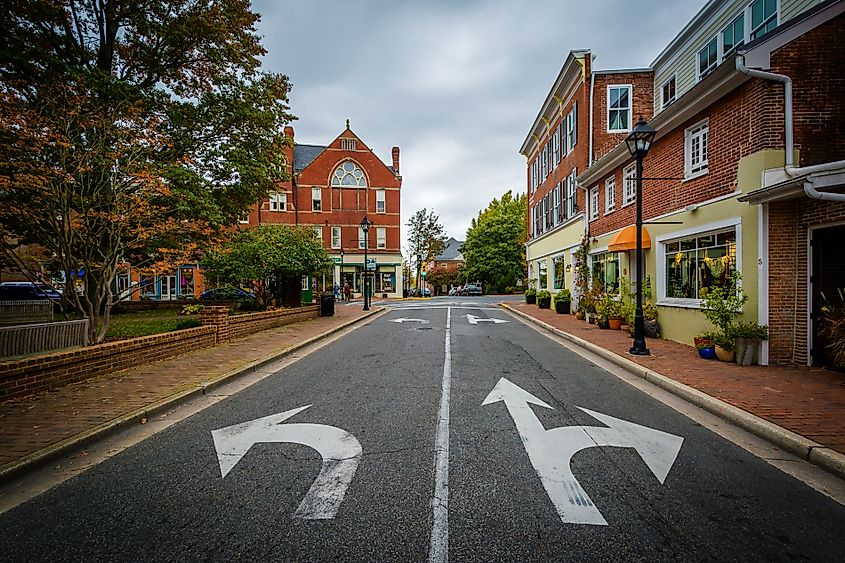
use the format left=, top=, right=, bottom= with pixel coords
left=588, top=69, right=596, bottom=167
left=736, top=56, right=845, bottom=202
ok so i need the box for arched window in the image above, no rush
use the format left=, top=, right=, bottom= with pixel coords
left=331, top=161, right=367, bottom=187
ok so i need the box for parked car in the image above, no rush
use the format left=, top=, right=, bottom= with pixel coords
left=462, top=284, right=483, bottom=296
left=0, top=281, right=61, bottom=301
left=199, top=287, right=255, bottom=301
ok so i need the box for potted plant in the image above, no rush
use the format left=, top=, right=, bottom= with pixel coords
left=537, top=290, right=552, bottom=309
left=695, top=331, right=717, bottom=359
left=643, top=302, right=660, bottom=338
left=525, top=287, right=536, bottom=304
left=554, top=289, right=572, bottom=314
left=730, top=321, right=768, bottom=366
left=607, top=299, right=624, bottom=330
left=713, top=331, right=736, bottom=362
left=819, top=289, right=845, bottom=370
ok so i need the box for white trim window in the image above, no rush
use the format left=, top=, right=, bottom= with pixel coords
left=565, top=170, right=578, bottom=218
left=663, top=227, right=737, bottom=303
left=750, top=0, right=777, bottom=40
left=564, top=103, right=577, bottom=154
left=553, top=183, right=561, bottom=226
left=377, top=227, right=386, bottom=249
left=530, top=159, right=538, bottom=193
left=541, top=145, right=548, bottom=181
left=607, top=86, right=631, bottom=132
left=376, top=189, right=386, bottom=213
left=623, top=163, right=636, bottom=206
left=331, top=161, right=367, bottom=187
left=311, top=187, right=322, bottom=212
left=722, top=13, right=745, bottom=60
left=358, top=227, right=367, bottom=249
left=661, top=75, right=676, bottom=110
left=697, top=37, right=718, bottom=81
left=331, top=226, right=341, bottom=249
left=685, top=120, right=709, bottom=179
left=552, top=128, right=560, bottom=166
left=313, top=226, right=322, bottom=240
left=589, top=186, right=599, bottom=221
left=270, top=192, right=286, bottom=212
left=605, top=176, right=616, bottom=214
left=238, top=212, right=250, bottom=224
left=537, top=259, right=548, bottom=290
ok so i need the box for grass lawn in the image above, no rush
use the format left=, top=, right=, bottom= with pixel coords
left=104, top=309, right=198, bottom=340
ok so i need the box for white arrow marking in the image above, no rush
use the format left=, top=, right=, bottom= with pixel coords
left=466, top=314, right=509, bottom=325
left=482, top=378, right=683, bottom=525
left=391, top=317, right=430, bottom=324
left=211, top=405, right=362, bottom=520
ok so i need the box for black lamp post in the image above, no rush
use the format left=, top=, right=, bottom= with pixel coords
left=360, top=216, right=372, bottom=310
left=625, top=117, right=657, bottom=356
left=339, top=248, right=344, bottom=297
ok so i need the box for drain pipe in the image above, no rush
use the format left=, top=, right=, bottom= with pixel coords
left=736, top=56, right=845, bottom=202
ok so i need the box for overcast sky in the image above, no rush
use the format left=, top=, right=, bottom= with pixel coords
left=252, top=0, right=705, bottom=253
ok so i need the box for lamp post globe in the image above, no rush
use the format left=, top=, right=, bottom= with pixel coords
left=625, top=117, right=656, bottom=356
left=360, top=216, right=372, bottom=310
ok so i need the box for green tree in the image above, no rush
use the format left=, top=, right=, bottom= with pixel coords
left=203, top=225, right=333, bottom=308
left=461, top=190, right=527, bottom=292
left=0, top=0, right=294, bottom=342
left=406, top=208, right=448, bottom=284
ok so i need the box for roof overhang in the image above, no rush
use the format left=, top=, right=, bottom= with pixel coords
left=738, top=169, right=845, bottom=204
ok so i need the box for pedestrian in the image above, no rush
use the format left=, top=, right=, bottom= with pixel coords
left=333, top=282, right=340, bottom=300
left=343, top=281, right=351, bottom=302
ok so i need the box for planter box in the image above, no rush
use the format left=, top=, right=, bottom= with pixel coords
left=554, top=301, right=571, bottom=314
left=526, top=295, right=536, bottom=304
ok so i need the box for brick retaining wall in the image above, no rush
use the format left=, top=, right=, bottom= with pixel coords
left=0, top=305, right=319, bottom=402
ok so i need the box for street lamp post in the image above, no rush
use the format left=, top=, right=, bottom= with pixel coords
left=625, top=117, right=657, bottom=356
left=360, top=216, right=372, bottom=311
left=339, top=248, right=344, bottom=299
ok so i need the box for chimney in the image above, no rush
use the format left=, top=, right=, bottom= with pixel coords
left=392, top=146, right=400, bottom=174
left=284, top=125, right=294, bottom=139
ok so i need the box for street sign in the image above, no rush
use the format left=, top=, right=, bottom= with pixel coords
left=366, top=258, right=376, bottom=271
left=211, top=405, right=362, bottom=520
left=466, top=314, right=508, bottom=325
left=482, top=378, right=683, bottom=525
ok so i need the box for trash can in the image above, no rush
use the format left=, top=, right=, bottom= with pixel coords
left=320, top=292, right=335, bottom=317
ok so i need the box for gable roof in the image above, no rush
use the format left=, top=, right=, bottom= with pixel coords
left=293, top=144, right=325, bottom=172
left=436, top=237, right=465, bottom=261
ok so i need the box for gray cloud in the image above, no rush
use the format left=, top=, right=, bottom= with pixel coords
left=252, top=0, right=704, bottom=253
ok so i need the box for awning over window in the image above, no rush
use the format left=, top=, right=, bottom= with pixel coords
left=608, top=225, right=651, bottom=252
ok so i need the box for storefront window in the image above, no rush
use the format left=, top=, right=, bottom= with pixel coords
left=665, top=228, right=736, bottom=300
left=180, top=268, right=194, bottom=298
left=538, top=259, right=548, bottom=290
left=140, top=276, right=157, bottom=299
left=553, top=256, right=565, bottom=290
left=592, top=252, right=620, bottom=294
left=379, top=269, right=395, bottom=292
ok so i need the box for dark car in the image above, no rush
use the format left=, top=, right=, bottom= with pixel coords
left=199, top=287, right=255, bottom=301
left=0, top=282, right=61, bottom=301
left=462, top=283, right=483, bottom=296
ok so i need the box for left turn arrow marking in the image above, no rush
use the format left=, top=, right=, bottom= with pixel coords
left=391, top=318, right=430, bottom=324
left=211, top=405, right=362, bottom=520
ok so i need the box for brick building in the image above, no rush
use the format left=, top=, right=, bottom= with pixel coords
left=117, top=122, right=404, bottom=301
left=522, top=0, right=844, bottom=367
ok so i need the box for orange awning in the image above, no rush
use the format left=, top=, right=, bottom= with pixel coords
left=608, top=225, right=651, bottom=252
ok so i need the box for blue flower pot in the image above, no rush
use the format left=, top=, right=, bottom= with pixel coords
left=698, top=347, right=716, bottom=359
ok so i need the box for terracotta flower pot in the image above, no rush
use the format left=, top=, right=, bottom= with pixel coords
left=608, top=318, right=622, bottom=330
left=715, top=345, right=735, bottom=362
left=575, top=311, right=585, bottom=320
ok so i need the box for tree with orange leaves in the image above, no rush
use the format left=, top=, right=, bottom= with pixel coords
left=0, top=1, right=295, bottom=343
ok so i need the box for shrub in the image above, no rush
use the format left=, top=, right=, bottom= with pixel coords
left=733, top=320, right=768, bottom=341
left=554, top=289, right=572, bottom=303
left=820, top=289, right=845, bottom=369
left=524, top=287, right=537, bottom=297
left=537, top=290, right=552, bottom=309
left=712, top=331, right=735, bottom=352
left=175, top=318, right=201, bottom=330
left=700, top=272, right=747, bottom=335
left=180, top=303, right=204, bottom=316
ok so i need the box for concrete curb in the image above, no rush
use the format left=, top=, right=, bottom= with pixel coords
left=501, top=303, right=845, bottom=482
left=0, top=308, right=385, bottom=483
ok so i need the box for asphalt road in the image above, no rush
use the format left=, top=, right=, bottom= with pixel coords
left=2, top=297, right=845, bottom=562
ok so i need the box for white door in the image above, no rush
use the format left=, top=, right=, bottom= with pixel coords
left=161, top=276, right=177, bottom=300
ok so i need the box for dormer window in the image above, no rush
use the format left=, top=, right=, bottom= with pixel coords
left=331, top=161, right=367, bottom=187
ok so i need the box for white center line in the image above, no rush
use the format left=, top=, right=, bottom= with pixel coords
left=428, top=306, right=451, bottom=563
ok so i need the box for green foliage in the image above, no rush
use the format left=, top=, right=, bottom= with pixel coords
left=203, top=225, right=332, bottom=307
left=732, top=320, right=769, bottom=341
left=695, top=331, right=719, bottom=349
left=537, top=290, right=552, bottom=308
left=407, top=208, right=448, bottom=265
left=180, top=303, right=205, bottom=316
left=104, top=310, right=183, bottom=340
left=820, top=289, right=845, bottom=369
left=524, top=287, right=537, bottom=297
left=175, top=318, right=201, bottom=330
left=700, top=272, right=747, bottom=334
left=573, top=235, right=591, bottom=295
left=554, top=289, right=572, bottom=303
left=461, top=191, right=527, bottom=292
left=712, top=331, right=736, bottom=352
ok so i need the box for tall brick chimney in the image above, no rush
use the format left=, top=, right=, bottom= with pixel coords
left=284, top=125, right=294, bottom=139
left=392, top=146, right=400, bottom=174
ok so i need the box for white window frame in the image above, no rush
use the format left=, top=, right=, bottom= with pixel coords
left=331, top=226, right=341, bottom=249
left=238, top=212, right=249, bottom=224
left=358, top=227, right=366, bottom=249
left=697, top=36, right=718, bottom=82
left=376, top=189, right=386, bottom=213
left=607, top=85, right=632, bottom=133
left=312, top=187, right=322, bottom=212
left=312, top=226, right=322, bottom=240
left=564, top=103, right=577, bottom=153
left=589, top=186, right=599, bottom=221
left=605, top=176, right=616, bottom=214
left=749, top=0, right=778, bottom=41
left=655, top=217, right=742, bottom=309
left=721, top=13, right=745, bottom=61
left=685, top=119, right=709, bottom=179
left=661, top=75, right=676, bottom=110
left=541, top=145, right=548, bottom=181
left=623, top=163, right=636, bottom=207
left=270, top=192, right=286, bottom=212
left=553, top=184, right=561, bottom=226
left=552, top=128, right=560, bottom=167
left=377, top=227, right=386, bottom=249
left=565, top=170, right=578, bottom=218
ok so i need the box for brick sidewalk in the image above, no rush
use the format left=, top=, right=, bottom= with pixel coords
left=0, top=305, right=379, bottom=477
left=506, top=301, right=845, bottom=456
